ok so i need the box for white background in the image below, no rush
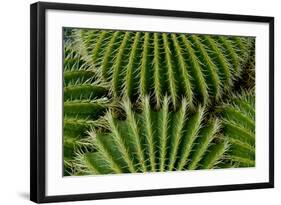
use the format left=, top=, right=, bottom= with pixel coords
left=0, top=0, right=279, bottom=204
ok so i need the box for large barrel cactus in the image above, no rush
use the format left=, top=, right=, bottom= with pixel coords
left=73, top=97, right=229, bottom=175
left=74, top=29, right=254, bottom=109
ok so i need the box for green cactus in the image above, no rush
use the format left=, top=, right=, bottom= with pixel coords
left=217, top=89, right=255, bottom=168
left=63, top=41, right=111, bottom=174
left=73, top=97, right=229, bottom=175
left=74, top=29, right=254, bottom=110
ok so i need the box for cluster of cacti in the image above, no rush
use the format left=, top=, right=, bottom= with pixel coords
left=63, top=28, right=255, bottom=176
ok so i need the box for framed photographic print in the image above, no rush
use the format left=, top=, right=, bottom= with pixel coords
left=30, top=2, right=274, bottom=203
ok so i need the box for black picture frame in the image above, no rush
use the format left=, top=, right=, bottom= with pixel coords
left=30, top=2, right=274, bottom=203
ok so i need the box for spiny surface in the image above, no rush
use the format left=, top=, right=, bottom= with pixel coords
left=73, top=97, right=229, bottom=175
left=75, top=29, right=254, bottom=109
left=217, top=89, right=255, bottom=168
left=63, top=41, right=110, bottom=175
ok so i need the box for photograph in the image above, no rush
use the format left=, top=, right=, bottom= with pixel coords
left=63, top=28, right=256, bottom=176
left=30, top=2, right=274, bottom=202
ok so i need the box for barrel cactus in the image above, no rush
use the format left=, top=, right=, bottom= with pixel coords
left=216, top=89, right=255, bottom=168
left=63, top=28, right=256, bottom=176
left=74, top=29, right=254, bottom=109
left=73, top=97, right=229, bottom=175
left=63, top=41, right=110, bottom=174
